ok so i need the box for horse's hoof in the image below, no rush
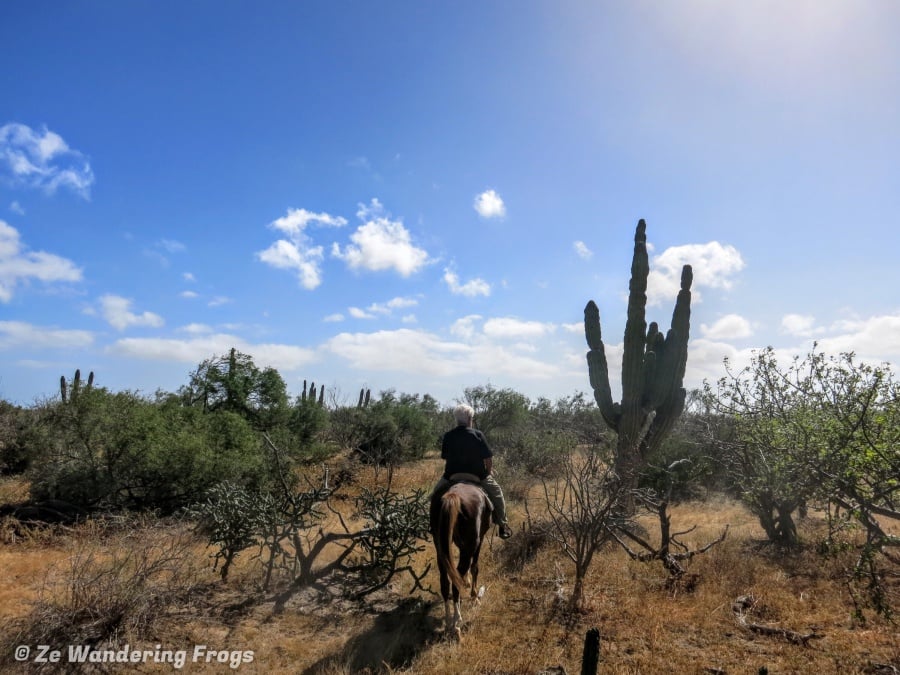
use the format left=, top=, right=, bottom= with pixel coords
left=453, top=627, right=462, bottom=642
left=477, top=585, right=485, bottom=599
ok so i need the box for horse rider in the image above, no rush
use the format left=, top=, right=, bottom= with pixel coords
left=431, top=403, right=512, bottom=539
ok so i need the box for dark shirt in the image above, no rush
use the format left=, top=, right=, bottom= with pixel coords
left=441, top=425, right=493, bottom=480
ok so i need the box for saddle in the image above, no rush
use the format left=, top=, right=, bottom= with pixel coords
left=447, top=472, right=484, bottom=487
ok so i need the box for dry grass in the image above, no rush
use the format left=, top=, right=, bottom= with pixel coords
left=0, top=462, right=897, bottom=674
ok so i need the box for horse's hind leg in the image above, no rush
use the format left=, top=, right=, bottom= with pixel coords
left=470, top=543, right=485, bottom=601
left=448, top=585, right=462, bottom=640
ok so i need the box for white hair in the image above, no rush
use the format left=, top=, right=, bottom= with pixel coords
left=453, top=404, right=475, bottom=426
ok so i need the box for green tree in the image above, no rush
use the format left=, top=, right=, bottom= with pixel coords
left=182, top=348, right=289, bottom=430
left=707, top=347, right=899, bottom=616
left=461, top=384, right=530, bottom=451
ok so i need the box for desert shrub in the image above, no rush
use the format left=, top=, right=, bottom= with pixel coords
left=339, top=391, right=438, bottom=465
left=0, top=400, right=38, bottom=475
left=29, top=391, right=268, bottom=513
left=2, top=526, right=203, bottom=666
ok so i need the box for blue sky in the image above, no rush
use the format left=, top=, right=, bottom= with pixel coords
left=2, top=1, right=899, bottom=406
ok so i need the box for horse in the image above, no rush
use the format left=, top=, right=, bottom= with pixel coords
left=432, top=479, right=494, bottom=639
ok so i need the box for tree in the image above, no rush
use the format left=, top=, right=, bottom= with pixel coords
left=182, top=348, right=289, bottom=430
left=461, top=384, right=530, bottom=451
left=707, top=347, right=899, bottom=617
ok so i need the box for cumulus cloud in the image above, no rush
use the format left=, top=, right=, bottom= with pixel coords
left=0, top=123, right=95, bottom=198
left=450, top=315, right=483, bottom=340
left=367, top=296, right=419, bottom=315
left=443, top=268, right=491, bottom=297
left=332, top=199, right=429, bottom=276
left=0, top=320, right=93, bottom=350
left=98, top=294, right=164, bottom=331
left=257, top=207, right=348, bottom=289
left=0, top=220, right=83, bottom=302
left=781, top=313, right=816, bottom=336
left=108, top=334, right=317, bottom=371
left=483, top=317, right=556, bottom=339
left=349, top=307, right=376, bottom=319
left=700, top=314, right=753, bottom=340
left=323, top=313, right=345, bottom=323
left=473, top=189, right=506, bottom=219
left=573, top=241, right=593, bottom=259
left=816, top=313, right=900, bottom=362
left=325, top=328, right=558, bottom=380
left=646, top=241, right=745, bottom=306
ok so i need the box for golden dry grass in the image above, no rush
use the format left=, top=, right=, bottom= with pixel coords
left=0, top=461, right=897, bottom=675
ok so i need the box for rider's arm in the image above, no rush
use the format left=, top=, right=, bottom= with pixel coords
left=483, top=457, right=493, bottom=475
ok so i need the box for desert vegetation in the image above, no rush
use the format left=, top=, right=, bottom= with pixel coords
left=0, top=224, right=896, bottom=673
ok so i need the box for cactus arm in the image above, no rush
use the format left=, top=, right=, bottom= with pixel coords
left=584, top=301, right=619, bottom=431
left=620, top=220, right=650, bottom=443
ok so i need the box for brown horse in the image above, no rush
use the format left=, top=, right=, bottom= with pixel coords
left=432, top=481, right=493, bottom=639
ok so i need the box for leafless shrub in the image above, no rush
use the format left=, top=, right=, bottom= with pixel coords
left=3, top=526, right=204, bottom=665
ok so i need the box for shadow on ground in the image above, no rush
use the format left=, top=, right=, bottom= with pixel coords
left=302, top=597, right=441, bottom=674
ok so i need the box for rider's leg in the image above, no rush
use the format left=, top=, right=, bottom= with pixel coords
left=481, top=475, right=509, bottom=527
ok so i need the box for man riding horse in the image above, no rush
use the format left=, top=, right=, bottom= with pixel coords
left=431, top=404, right=512, bottom=540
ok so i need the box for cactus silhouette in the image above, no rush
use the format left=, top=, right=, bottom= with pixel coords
left=60, top=369, right=95, bottom=404
left=584, top=220, right=692, bottom=487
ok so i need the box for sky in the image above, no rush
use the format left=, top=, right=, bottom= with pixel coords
left=2, top=1, right=899, bottom=407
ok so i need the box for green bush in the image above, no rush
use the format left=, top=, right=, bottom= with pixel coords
left=28, top=390, right=268, bottom=513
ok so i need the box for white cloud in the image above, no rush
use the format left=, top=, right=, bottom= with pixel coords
left=183, top=272, right=196, bottom=282
left=180, top=323, right=213, bottom=335
left=325, top=328, right=558, bottom=379
left=574, top=241, right=593, bottom=259
left=562, top=322, right=583, bottom=334
left=451, top=315, right=483, bottom=340
left=781, top=313, right=816, bottom=336
left=9, top=201, right=24, bottom=215
left=444, top=268, right=491, bottom=297
left=0, top=123, right=95, bottom=198
left=473, top=189, right=506, bottom=219
left=332, top=200, right=429, bottom=276
left=646, top=241, right=745, bottom=306
left=108, top=334, right=317, bottom=371
left=483, top=317, right=556, bottom=339
left=700, top=314, right=753, bottom=340
left=269, top=208, right=347, bottom=237
left=99, top=294, right=164, bottom=331
left=208, top=296, right=231, bottom=307
left=257, top=207, right=348, bottom=289
left=0, top=320, right=93, bottom=350
left=401, top=314, right=417, bottom=324
left=816, top=313, right=900, bottom=362
left=349, top=307, right=376, bottom=319
left=367, top=296, right=420, bottom=315
left=0, top=220, right=83, bottom=302
left=323, top=313, right=345, bottom=323
left=180, top=290, right=199, bottom=299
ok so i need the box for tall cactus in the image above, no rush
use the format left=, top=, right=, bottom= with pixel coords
left=584, top=219, right=692, bottom=487
left=60, top=369, right=95, bottom=404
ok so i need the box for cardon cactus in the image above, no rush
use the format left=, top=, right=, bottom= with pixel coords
left=60, top=369, right=94, bottom=403
left=584, top=220, right=692, bottom=483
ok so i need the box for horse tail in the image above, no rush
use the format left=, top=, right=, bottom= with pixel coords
left=439, top=492, right=468, bottom=593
